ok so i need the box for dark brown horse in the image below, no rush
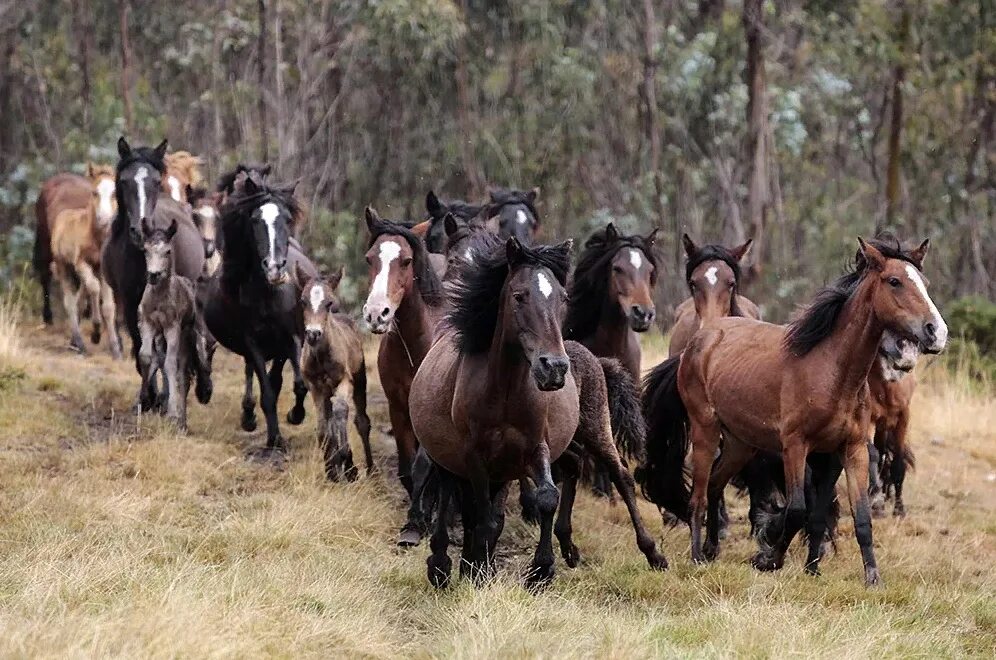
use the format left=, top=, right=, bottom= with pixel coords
left=411, top=234, right=666, bottom=588
left=423, top=190, right=484, bottom=255
left=483, top=187, right=540, bottom=245
left=641, top=238, right=946, bottom=585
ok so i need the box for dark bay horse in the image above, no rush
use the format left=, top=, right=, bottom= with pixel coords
left=411, top=235, right=667, bottom=588
left=640, top=238, right=946, bottom=586
left=361, top=207, right=445, bottom=494
left=483, top=187, right=540, bottom=245
left=101, top=138, right=205, bottom=406
left=424, top=190, right=484, bottom=255
left=202, top=171, right=316, bottom=455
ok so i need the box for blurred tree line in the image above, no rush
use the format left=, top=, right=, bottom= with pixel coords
left=0, top=0, right=993, bottom=320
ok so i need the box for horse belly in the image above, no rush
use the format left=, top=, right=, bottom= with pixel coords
left=409, top=342, right=463, bottom=475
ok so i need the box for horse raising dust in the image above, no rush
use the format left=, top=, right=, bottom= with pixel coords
left=298, top=265, right=373, bottom=481
left=641, top=238, right=946, bottom=586
left=138, top=218, right=213, bottom=431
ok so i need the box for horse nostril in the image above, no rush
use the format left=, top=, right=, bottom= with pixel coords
left=538, top=356, right=550, bottom=369
left=380, top=307, right=390, bottom=319
left=279, top=259, right=287, bottom=269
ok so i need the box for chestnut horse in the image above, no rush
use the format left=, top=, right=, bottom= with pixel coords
left=423, top=190, right=484, bottom=255
left=411, top=235, right=667, bottom=588
left=361, top=207, right=445, bottom=494
left=48, top=164, right=120, bottom=356
left=162, top=151, right=204, bottom=203
left=483, top=187, right=540, bottom=245
left=641, top=238, right=946, bottom=585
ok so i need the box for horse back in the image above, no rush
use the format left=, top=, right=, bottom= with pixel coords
left=36, top=174, right=91, bottom=264
left=155, top=198, right=205, bottom=281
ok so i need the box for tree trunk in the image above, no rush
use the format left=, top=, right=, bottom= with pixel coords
left=211, top=0, right=227, bottom=172
left=742, top=0, right=770, bottom=279
left=257, top=0, right=269, bottom=162
left=118, top=0, right=133, bottom=133
left=274, top=0, right=286, bottom=170
left=884, top=1, right=909, bottom=229
left=71, top=0, right=92, bottom=138
left=640, top=0, right=668, bottom=248
left=454, top=0, right=481, bottom=195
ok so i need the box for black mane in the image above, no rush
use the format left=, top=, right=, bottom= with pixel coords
left=116, top=146, right=166, bottom=177
left=219, top=178, right=302, bottom=288
left=486, top=188, right=540, bottom=225
left=366, top=214, right=444, bottom=307
left=216, top=163, right=272, bottom=195
left=564, top=226, right=658, bottom=340
left=447, top=234, right=571, bottom=354
left=686, top=243, right=745, bottom=317
left=784, top=236, right=919, bottom=356
left=428, top=198, right=483, bottom=223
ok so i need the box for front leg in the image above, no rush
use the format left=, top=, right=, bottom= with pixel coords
left=843, top=438, right=881, bottom=586
left=246, top=341, right=285, bottom=454
left=891, top=414, right=911, bottom=517
left=162, top=325, right=184, bottom=431
left=241, top=361, right=258, bottom=431
left=286, top=337, right=308, bottom=425
left=525, top=442, right=559, bottom=590
left=553, top=447, right=582, bottom=568
left=137, top=321, right=158, bottom=412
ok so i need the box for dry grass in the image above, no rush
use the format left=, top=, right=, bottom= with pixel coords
left=0, top=318, right=993, bottom=658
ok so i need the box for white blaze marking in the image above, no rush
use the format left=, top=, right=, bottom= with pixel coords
left=260, top=203, right=280, bottom=263
left=629, top=248, right=643, bottom=270
left=134, top=166, right=148, bottom=218
left=516, top=209, right=529, bottom=225
left=196, top=205, right=215, bottom=219
left=370, top=240, right=402, bottom=301
left=95, top=178, right=116, bottom=222
left=167, top=175, right=181, bottom=202
left=537, top=272, right=553, bottom=298
left=704, top=266, right=719, bottom=286
left=905, top=264, right=948, bottom=347
left=464, top=248, right=473, bottom=263
left=310, top=284, right=325, bottom=313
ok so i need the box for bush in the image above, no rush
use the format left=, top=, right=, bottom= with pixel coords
left=945, top=296, right=996, bottom=354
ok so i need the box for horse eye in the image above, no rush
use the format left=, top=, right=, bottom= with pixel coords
left=400, top=257, right=413, bottom=268
left=513, top=292, right=526, bottom=303
left=612, top=265, right=623, bottom=274
left=365, top=255, right=373, bottom=265
left=888, top=277, right=902, bottom=288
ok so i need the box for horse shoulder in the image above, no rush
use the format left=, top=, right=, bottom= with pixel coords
left=669, top=301, right=698, bottom=356
left=737, top=295, right=762, bottom=320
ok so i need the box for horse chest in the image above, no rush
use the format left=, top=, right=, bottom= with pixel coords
left=302, top=349, right=347, bottom=393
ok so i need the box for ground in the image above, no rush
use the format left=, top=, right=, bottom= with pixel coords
left=0, top=308, right=994, bottom=658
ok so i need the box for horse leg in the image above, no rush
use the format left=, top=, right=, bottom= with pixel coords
left=891, top=414, right=910, bottom=517
left=387, top=400, right=417, bottom=495
left=286, top=338, right=307, bottom=425
left=704, top=438, right=756, bottom=561
left=39, top=257, right=53, bottom=325
left=137, top=321, right=158, bottom=413
left=458, top=478, right=477, bottom=579
left=868, top=437, right=885, bottom=517
left=399, top=446, right=437, bottom=547
left=99, top=277, right=122, bottom=359
left=426, top=470, right=454, bottom=588
left=240, top=361, right=258, bottom=431
left=311, top=389, right=332, bottom=479
left=55, top=264, right=86, bottom=353
left=524, top=442, right=558, bottom=589
left=842, top=437, right=881, bottom=586
left=162, top=326, right=186, bottom=431
left=351, top=363, right=373, bottom=474
left=75, top=262, right=103, bottom=346
left=192, top=320, right=213, bottom=405
left=268, top=357, right=286, bottom=406
left=247, top=343, right=285, bottom=453
left=753, top=436, right=807, bottom=572
left=688, top=418, right=722, bottom=565
left=519, top=478, right=539, bottom=525
left=465, top=455, right=497, bottom=584
left=803, top=452, right=843, bottom=576
left=553, top=447, right=582, bottom=568
left=328, top=396, right=356, bottom=481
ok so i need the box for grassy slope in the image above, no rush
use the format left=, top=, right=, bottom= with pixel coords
left=0, top=316, right=993, bottom=658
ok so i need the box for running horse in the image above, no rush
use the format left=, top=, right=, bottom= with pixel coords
left=411, top=234, right=667, bottom=588
left=483, top=187, right=540, bottom=245
left=640, top=238, right=945, bottom=585
left=162, top=151, right=204, bottom=203
left=101, top=138, right=206, bottom=407
left=423, top=190, right=484, bottom=255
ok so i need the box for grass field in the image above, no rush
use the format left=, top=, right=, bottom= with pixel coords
left=0, top=305, right=994, bottom=658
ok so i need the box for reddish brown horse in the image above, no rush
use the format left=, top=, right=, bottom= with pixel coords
left=411, top=234, right=667, bottom=588
left=162, top=151, right=204, bottom=203
left=641, top=238, right=946, bottom=585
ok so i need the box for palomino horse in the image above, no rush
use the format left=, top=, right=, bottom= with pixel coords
left=411, top=234, right=667, bottom=588
left=203, top=171, right=316, bottom=456
left=640, top=238, right=946, bottom=585
left=483, top=187, right=540, bottom=245
left=33, top=165, right=115, bottom=325
left=187, top=185, right=223, bottom=276
left=669, top=234, right=757, bottom=355
left=162, top=151, right=204, bottom=203
left=424, top=190, right=484, bottom=255
left=102, top=138, right=206, bottom=407
left=48, top=164, right=120, bottom=356
left=361, top=207, right=445, bottom=494
left=298, top=265, right=373, bottom=481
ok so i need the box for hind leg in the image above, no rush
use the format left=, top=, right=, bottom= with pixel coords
left=752, top=435, right=808, bottom=572
left=75, top=262, right=103, bottom=346
left=891, top=416, right=910, bottom=517
left=553, top=447, right=582, bottom=567
left=703, top=438, right=756, bottom=561
left=54, top=264, right=86, bottom=353
left=99, top=277, right=122, bottom=359
left=426, top=470, right=454, bottom=588
left=868, top=437, right=886, bottom=517
left=351, top=364, right=373, bottom=473
left=519, top=477, right=539, bottom=525
left=803, top=452, right=843, bottom=576
left=322, top=396, right=356, bottom=481
left=286, top=338, right=307, bottom=425
left=524, top=442, right=559, bottom=589
left=241, top=361, right=258, bottom=431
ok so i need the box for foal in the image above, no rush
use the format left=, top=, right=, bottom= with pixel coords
left=138, top=218, right=212, bottom=430
left=299, top=266, right=373, bottom=481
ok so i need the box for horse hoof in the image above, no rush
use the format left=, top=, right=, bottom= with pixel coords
left=561, top=543, right=581, bottom=568
left=397, top=527, right=422, bottom=548
left=90, top=329, right=102, bottom=345
left=240, top=413, right=258, bottom=433
left=520, top=504, right=540, bottom=526
left=804, top=562, right=821, bottom=577
left=525, top=563, right=555, bottom=591
left=893, top=505, right=906, bottom=518
left=864, top=567, right=883, bottom=588
left=69, top=337, right=86, bottom=354
left=248, top=446, right=287, bottom=467
left=196, top=378, right=213, bottom=405
left=286, top=407, right=305, bottom=425
left=703, top=542, right=719, bottom=562
left=427, top=556, right=452, bottom=588
left=750, top=551, right=784, bottom=572
left=648, top=551, right=669, bottom=571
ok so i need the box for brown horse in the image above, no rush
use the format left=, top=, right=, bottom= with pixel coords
left=162, top=151, right=204, bottom=203
left=641, top=238, right=946, bottom=586
left=361, top=207, right=445, bottom=494
left=187, top=186, right=223, bottom=276
left=48, top=164, right=121, bottom=357
left=298, top=266, right=373, bottom=481
left=669, top=234, right=757, bottom=356
left=483, top=187, right=540, bottom=245
left=411, top=234, right=667, bottom=588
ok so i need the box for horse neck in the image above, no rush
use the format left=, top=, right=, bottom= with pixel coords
left=593, top=296, right=632, bottom=354
left=484, top=318, right=533, bottom=401
left=814, top=278, right=884, bottom=398
left=393, top=286, right=434, bottom=364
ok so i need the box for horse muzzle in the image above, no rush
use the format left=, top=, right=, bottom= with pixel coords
left=363, top=301, right=395, bottom=334
left=628, top=305, right=655, bottom=332
left=304, top=327, right=323, bottom=345
left=204, top=240, right=216, bottom=258
left=918, top=319, right=948, bottom=355
left=532, top=354, right=570, bottom=391
left=147, top=271, right=164, bottom=285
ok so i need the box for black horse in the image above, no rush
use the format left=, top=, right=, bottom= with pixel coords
left=202, top=170, right=317, bottom=456
left=484, top=187, right=540, bottom=245
left=423, top=190, right=484, bottom=255
left=102, top=137, right=206, bottom=408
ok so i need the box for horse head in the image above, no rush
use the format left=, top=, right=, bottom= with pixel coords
left=116, top=136, right=168, bottom=247
left=682, top=233, right=752, bottom=324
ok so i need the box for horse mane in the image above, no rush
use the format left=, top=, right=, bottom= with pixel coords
left=87, top=163, right=115, bottom=180
left=216, top=163, right=272, bottom=195
left=486, top=187, right=540, bottom=225
left=686, top=243, right=745, bottom=317
left=784, top=235, right=919, bottom=356
left=366, top=213, right=444, bottom=307
left=447, top=233, right=570, bottom=354
left=444, top=221, right=487, bottom=253
left=116, top=146, right=166, bottom=176
left=564, top=225, right=658, bottom=340
left=164, top=151, right=204, bottom=186
left=429, top=198, right=483, bottom=222
left=186, top=186, right=211, bottom=206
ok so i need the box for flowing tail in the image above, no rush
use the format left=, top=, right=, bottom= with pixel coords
left=599, top=358, right=646, bottom=462
left=635, top=355, right=692, bottom=523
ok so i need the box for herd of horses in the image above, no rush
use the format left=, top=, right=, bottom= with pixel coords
left=30, top=137, right=948, bottom=590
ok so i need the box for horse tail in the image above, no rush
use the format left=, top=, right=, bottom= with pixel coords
left=635, top=355, right=691, bottom=523
left=598, top=357, right=645, bottom=463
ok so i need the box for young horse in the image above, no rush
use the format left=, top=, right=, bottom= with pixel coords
left=483, top=187, right=540, bottom=245
left=187, top=185, right=223, bottom=276
left=668, top=234, right=757, bottom=356
left=640, top=238, right=945, bottom=585
left=137, top=218, right=212, bottom=429
left=162, top=151, right=204, bottom=203
left=361, top=207, right=445, bottom=493
left=424, top=190, right=484, bottom=255
left=48, top=163, right=120, bottom=356
left=411, top=235, right=667, bottom=588
left=203, top=171, right=316, bottom=456
left=102, top=138, right=206, bottom=408
left=298, top=265, right=373, bottom=481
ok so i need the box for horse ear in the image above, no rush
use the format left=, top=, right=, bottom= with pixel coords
left=260, top=164, right=273, bottom=177
left=605, top=223, right=619, bottom=241
left=365, top=206, right=382, bottom=233
left=153, top=139, right=169, bottom=161
left=731, top=238, right=753, bottom=262
left=645, top=227, right=660, bottom=246
left=857, top=237, right=886, bottom=272
left=328, top=265, right=345, bottom=290
left=166, top=218, right=178, bottom=240
left=506, top=236, right=523, bottom=264
left=281, top=179, right=300, bottom=197
left=527, top=187, right=540, bottom=203
left=426, top=190, right=442, bottom=216
left=682, top=233, right=699, bottom=259
left=117, top=136, right=132, bottom=159
left=443, top=213, right=460, bottom=237
left=910, top=239, right=929, bottom=268
left=410, top=220, right=431, bottom=239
